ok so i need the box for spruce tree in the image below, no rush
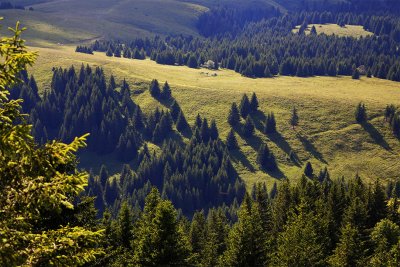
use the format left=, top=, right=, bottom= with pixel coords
left=222, top=194, right=269, bottom=266
left=355, top=102, right=367, bottom=124
left=117, top=201, right=133, bottom=249
left=133, top=188, right=192, bottom=266
left=304, top=161, right=314, bottom=177
left=250, top=92, right=259, bottom=113
left=257, top=143, right=270, bottom=169
left=328, top=223, right=366, bottom=267
left=290, top=107, right=299, bottom=129
left=226, top=129, right=238, bottom=150
left=176, top=111, right=189, bottom=133
left=239, top=94, right=251, bottom=118
left=170, top=100, right=181, bottom=122
left=228, top=102, right=241, bottom=126
left=352, top=68, right=360, bottom=79
left=149, top=79, right=161, bottom=98
left=209, top=119, right=219, bottom=140
left=162, top=81, right=171, bottom=99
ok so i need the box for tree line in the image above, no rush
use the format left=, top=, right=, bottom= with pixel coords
left=80, top=11, right=400, bottom=82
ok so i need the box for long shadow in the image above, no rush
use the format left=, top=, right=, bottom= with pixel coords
left=156, top=96, right=175, bottom=108
left=297, top=133, right=328, bottom=164
left=179, top=127, right=193, bottom=139
left=268, top=131, right=301, bottom=166
left=229, top=149, right=256, bottom=172
left=251, top=110, right=267, bottom=132
left=362, top=122, right=391, bottom=151
left=264, top=167, right=286, bottom=180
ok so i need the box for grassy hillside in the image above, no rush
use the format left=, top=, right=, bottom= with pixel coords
left=0, top=0, right=208, bottom=46
left=292, top=24, right=373, bottom=38
left=0, top=0, right=280, bottom=47
left=28, top=45, right=400, bottom=188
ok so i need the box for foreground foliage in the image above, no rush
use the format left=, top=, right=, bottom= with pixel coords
left=0, top=21, right=103, bottom=266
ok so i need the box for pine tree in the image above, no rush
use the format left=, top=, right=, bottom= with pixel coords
left=310, top=25, right=317, bottom=35
left=228, top=102, right=241, bottom=126
left=242, top=115, right=255, bottom=137
left=290, top=107, right=299, bottom=129
left=170, top=100, right=181, bottom=122
left=187, top=55, right=198, bottom=68
left=117, top=201, right=133, bottom=249
left=0, top=23, right=103, bottom=265
left=176, top=111, right=189, bottom=133
left=149, top=79, right=161, bottom=98
left=162, top=81, right=171, bottom=99
left=264, top=66, right=273, bottom=78
left=250, top=92, right=259, bottom=113
left=239, top=94, right=251, bottom=118
left=133, top=188, right=192, bottom=266
left=226, top=129, right=238, bottom=150
left=190, top=211, right=206, bottom=262
left=222, top=194, right=269, bottom=266
left=257, top=143, right=270, bottom=169
left=352, top=68, right=360, bottom=79
left=209, top=119, right=219, bottom=140
left=355, top=102, right=367, bottom=123
left=328, top=223, right=366, bottom=267
left=304, top=161, right=314, bottom=177
left=275, top=208, right=327, bottom=266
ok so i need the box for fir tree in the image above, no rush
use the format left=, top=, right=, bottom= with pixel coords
left=149, top=79, right=161, bottom=98
left=228, top=102, right=241, bottom=126
left=162, top=81, right=172, bottom=99
left=170, top=100, right=181, bottom=122
left=355, top=102, right=367, bottom=124
left=133, top=188, right=192, bottom=266
left=250, top=92, right=259, bottom=113
left=239, top=94, right=251, bottom=118
left=209, top=119, right=219, bottom=140
left=304, top=161, right=314, bottom=177
left=226, top=129, right=238, bottom=150
left=352, top=68, right=360, bottom=79
left=290, top=107, right=299, bottom=129
left=176, top=111, right=189, bottom=133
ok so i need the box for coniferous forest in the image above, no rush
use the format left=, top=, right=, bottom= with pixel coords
left=2, top=0, right=400, bottom=266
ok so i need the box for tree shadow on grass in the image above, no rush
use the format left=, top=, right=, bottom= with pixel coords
left=297, top=133, right=328, bottom=164
left=362, top=122, right=391, bottom=151
left=156, top=96, right=175, bottom=108
left=262, top=166, right=286, bottom=180
left=268, top=131, right=301, bottom=167
left=229, top=149, right=256, bottom=172
left=251, top=110, right=266, bottom=132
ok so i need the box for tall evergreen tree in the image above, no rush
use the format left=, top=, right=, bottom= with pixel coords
left=355, top=102, right=367, bottom=123
left=133, top=188, right=192, bottom=266
left=149, top=79, right=161, bottom=98
left=226, top=129, right=239, bottom=150
left=228, top=102, right=241, bottom=126
left=290, top=107, right=299, bottom=129
left=304, top=161, right=314, bottom=177
left=250, top=92, right=259, bottom=113
left=239, top=94, right=251, bottom=118
left=162, top=81, right=172, bottom=99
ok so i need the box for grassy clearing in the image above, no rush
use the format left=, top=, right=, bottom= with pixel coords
left=292, top=23, right=373, bottom=38
left=29, top=45, right=400, bottom=188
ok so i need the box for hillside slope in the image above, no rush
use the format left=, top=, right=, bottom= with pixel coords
left=29, top=46, right=400, bottom=187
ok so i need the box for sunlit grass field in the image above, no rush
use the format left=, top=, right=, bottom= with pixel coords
left=292, top=23, right=373, bottom=38
left=27, top=45, right=400, bottom=189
